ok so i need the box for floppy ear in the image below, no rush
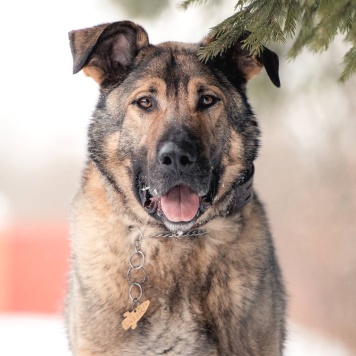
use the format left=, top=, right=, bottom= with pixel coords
left=69, top=21, right=149, bottom=85
left=202, top=32, right=280, bottom=87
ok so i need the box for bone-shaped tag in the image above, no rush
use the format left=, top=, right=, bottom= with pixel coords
left=122, top=300, right=150, bottom=330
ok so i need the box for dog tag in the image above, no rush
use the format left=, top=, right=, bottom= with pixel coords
left=122, top=300, right=150, bottom=330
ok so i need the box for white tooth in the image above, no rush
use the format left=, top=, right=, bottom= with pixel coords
left=141, top=186, right=150, bottom=191
left=154, top=189, right=158, bottom=195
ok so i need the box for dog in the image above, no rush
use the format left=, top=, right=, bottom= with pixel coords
left=66, top=21, right=286, bottom=355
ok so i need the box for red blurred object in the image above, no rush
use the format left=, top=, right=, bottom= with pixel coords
left=0, top=222, right=70, bottom=314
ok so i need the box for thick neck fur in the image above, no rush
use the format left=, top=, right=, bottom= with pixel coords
left=69, top=161, right=284, bottom=355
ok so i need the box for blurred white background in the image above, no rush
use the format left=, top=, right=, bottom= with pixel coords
left=0, top=0, right=355, bottom=355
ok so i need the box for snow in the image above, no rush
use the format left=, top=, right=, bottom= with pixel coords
left=0, top=314, right=352, bottom=355
left=0, top=314, right=70, bottom=356
left=285, top=323, right=352, bottom=356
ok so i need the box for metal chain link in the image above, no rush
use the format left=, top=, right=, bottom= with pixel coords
left=127, top=227, right=147, bottom=311
left=150, top=229, right=207, bottom=238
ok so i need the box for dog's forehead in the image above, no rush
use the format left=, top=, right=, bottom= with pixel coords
left=122, top=41, right=221, bottom=93
left=111, top=40, right=233, bottom=100
left=138, top=41, right=206, bottom=74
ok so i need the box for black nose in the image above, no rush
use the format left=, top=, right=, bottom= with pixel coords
left=158, top=141, right=198, bottom=174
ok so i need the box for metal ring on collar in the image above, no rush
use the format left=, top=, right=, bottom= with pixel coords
left=129, top=250, right=145, bottom=269
left=127, top=266, right=147, bottom=284
left=129, top=283, right=143, bottom=301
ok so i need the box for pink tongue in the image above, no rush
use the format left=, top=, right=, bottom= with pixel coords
left=161, top=185, right=199, bottom=222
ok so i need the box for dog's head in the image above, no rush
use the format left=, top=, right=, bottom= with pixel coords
left=69, top=21, right=279, bottom=232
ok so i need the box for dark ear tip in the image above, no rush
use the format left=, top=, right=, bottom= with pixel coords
left=265, top=68, right=280, bottom=87
left=273, top=77, right=281, bottom=88
left=72, top=63, right=81, bottom=75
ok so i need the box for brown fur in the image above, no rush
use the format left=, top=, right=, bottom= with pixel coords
left=66, top=21, right=286, bottom=355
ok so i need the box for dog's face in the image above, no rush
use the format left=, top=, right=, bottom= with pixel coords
left=69, top=21, right=279, bottom=232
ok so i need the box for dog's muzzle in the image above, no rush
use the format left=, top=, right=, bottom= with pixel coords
left=137, top=134, right=217, bottom=227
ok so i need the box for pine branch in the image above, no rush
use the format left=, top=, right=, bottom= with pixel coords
left=181, top=0, right=356, bottom=81
left=340, top=45, right=356, bottom=81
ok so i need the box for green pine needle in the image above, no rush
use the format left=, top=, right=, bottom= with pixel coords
left=340, top=46, right=356, bottom=81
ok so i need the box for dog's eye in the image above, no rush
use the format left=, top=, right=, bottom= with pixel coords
left=198, top=95, right=218, bottom=109
left=136, top=97, right=153, bottom=109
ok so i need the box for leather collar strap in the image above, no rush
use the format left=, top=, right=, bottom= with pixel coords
left=227, top=164, right=254, bottom=215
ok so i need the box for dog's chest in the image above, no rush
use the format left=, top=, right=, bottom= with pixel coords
left=115, top=238, right=225, bottom=355
left=119, top=302, right=218, bottom=356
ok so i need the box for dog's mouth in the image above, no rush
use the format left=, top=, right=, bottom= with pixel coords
left=138, top=176, right=215, bottom=224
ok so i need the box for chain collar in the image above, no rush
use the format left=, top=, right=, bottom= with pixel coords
left=126, top=227, right=207, bottom=307
left=149, top=229, right=207, bottom=238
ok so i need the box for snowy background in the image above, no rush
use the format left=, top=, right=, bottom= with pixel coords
left=0, top=315, right=352, bottom=355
